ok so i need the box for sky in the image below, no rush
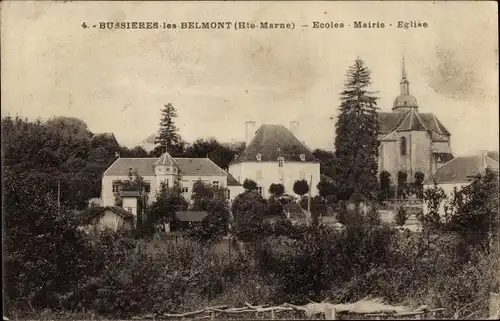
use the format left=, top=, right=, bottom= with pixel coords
left=1, top=1, right=498, bottom=156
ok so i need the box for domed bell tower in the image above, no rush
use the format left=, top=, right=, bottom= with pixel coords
left=392, top=57, right=418, bottom=114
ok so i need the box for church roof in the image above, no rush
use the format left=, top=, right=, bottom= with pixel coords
left=378, top=110, right=451, bottom=141
left=103, top=156, right=228, bottom=177
left=231, top=124, right=319, bottom=164
left=423, top=153, right=499, bottom=185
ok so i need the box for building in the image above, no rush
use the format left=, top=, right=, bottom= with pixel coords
left=228, top=122, right=321, bottom=199
left=78, top=206, right=135, bottom=232
left=101, top=152, right=244, bottom=208
left=422, top=151, right=499, bottom=215
left=378, top=59, right=454, bottom=182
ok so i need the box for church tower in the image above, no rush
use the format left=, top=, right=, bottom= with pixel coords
left=392, top=58, right=419, bottom=114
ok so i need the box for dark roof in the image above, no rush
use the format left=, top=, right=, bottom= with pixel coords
left=79, top=206, right=134, bottom=224
left=378, top=110, right=451, bottom=140
left=487, top=151, right=499, bottom=162
left=104, top=158, right=157, bottom=176
left=423, top=154, right=499, bottom=185
left=175, top=211, right=209, bottom=222
left=175, top=158, right=228, bottom=176
left=103, top=156, right=227, bottom=177
left=232, top=124, right=318, bottom=164
left=227, top=173, right=242, bottom=186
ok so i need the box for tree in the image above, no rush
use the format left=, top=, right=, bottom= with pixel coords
left=269, top=183, right=285, bottom=198
left=421, top=182, right=447, bottom=229
left=184, top=138, right=237, bottom=170
left=147, top=181, right=188, bottom=234
left=231, top=191, right=268, bottom=242
left=154, top=103, right=184, bottom=156
left=413, top=171, right=425, bottom=199
left=243, top=179, right=258, bottom=192
left=394, top=205, right=408, bottom=226
left=293, top=179, right=310, bottom=198
left=316, top=179, right=337, bottom=199
left=334, top=58, right=380, bottom=201
left=189, top=181, right=231, bottom=243
left=3, top=169, right=95, bottom=311
left=446, top=169, right=499, bottom=240
left=397, top=171, right=408, bottom=199
left=378, top=170, right=391, bottom=202
left=312, top=149, right=336, bottom=179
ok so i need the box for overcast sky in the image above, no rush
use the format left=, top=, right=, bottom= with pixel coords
left=1, top=1, right=498, bottom=155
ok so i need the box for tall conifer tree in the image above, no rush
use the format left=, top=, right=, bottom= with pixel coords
left=154, top=103, right=183, bottom=156
left=334, top=58, right=380, bottom=200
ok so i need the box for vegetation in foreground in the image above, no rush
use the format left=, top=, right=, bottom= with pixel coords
left=3, top=58, right=499, bottom=320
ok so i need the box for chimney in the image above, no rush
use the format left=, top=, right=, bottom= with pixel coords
left=290, top=121, right=299, bottom=138
left=245, top=121, right=256, bottom=146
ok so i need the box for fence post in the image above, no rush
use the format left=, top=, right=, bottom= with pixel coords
left=271, top=309, right=275, bottom=320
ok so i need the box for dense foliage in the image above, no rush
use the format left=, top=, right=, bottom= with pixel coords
left=334, top=59, right=380, bottom=201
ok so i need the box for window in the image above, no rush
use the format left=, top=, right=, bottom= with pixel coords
left=300, top=154, right=306, bottom=161
left=256, top=170, right=263, bottom=180
left=257, top=186, right=263, bottom=196
left=166, top=167, right=170, bottom=172
left=278, top=157, right=284, bottom=167
left=112, top=181, right=121, bottom=193
left=256, top=153, right=262, bottom=161
left=143, top=182, right=151, bottom=193
left=277, top=148, right=281, bottom=152
left=227, top=189, right=231, bottom=200
left=181, top=187, right=188, bottom=193
left=213, top=181, right=219, bottom=188
left=126, top=207, right=132, bottom=213
left=400, top=137, right=407, bottom=156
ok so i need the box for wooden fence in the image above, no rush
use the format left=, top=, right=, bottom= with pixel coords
left=130, top=299, right=445, bottom=320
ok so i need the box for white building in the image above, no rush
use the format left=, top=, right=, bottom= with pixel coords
left=422, top=151, right=499, bottom=216
left=101, top=152, right=244, bottom=208
left=228, top=121, right=321, bottom=199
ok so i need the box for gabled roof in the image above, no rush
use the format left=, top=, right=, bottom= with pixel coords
left=103, top=156, right=228, bottom=177
left=103, top=158, right=157, bottom=176
left=175, top=211, right=209, bottom=222
left=231, top=124, right=318, bottom=164
left=423, top=154, right=499, bottom=185
left=79, top=206, right=135, bottom=224
left=175, top=158, right=228, bottom=176
left=378, top=110, right=451, bottom=141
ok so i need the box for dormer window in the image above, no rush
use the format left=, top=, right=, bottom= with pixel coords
left=256, top=153, right=262, bottom=161
left=278, top=157, right=284, bottom=167
left=277, top=148, right=281, bottom=152
left=300, top=154, right=306, bottom=161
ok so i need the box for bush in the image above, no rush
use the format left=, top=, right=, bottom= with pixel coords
left=395, top=206, right=408, bottom=226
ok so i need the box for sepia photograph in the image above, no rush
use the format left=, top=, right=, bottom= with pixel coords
left=1, top=1, right=499, bottom=320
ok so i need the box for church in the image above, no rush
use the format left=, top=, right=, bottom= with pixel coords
left=377, top=59, right=454, bottom=182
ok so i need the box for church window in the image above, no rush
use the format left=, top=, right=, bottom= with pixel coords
left=256, top=153, right=262, bottom=161
left=278, top=157, right=284, bottom=167
left=300, top=154, right=306, bottom=161
left=400, top=137, right=407, bottom=156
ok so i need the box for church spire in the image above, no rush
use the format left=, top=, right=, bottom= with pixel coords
left=400, top=56, right=410, bottom=95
